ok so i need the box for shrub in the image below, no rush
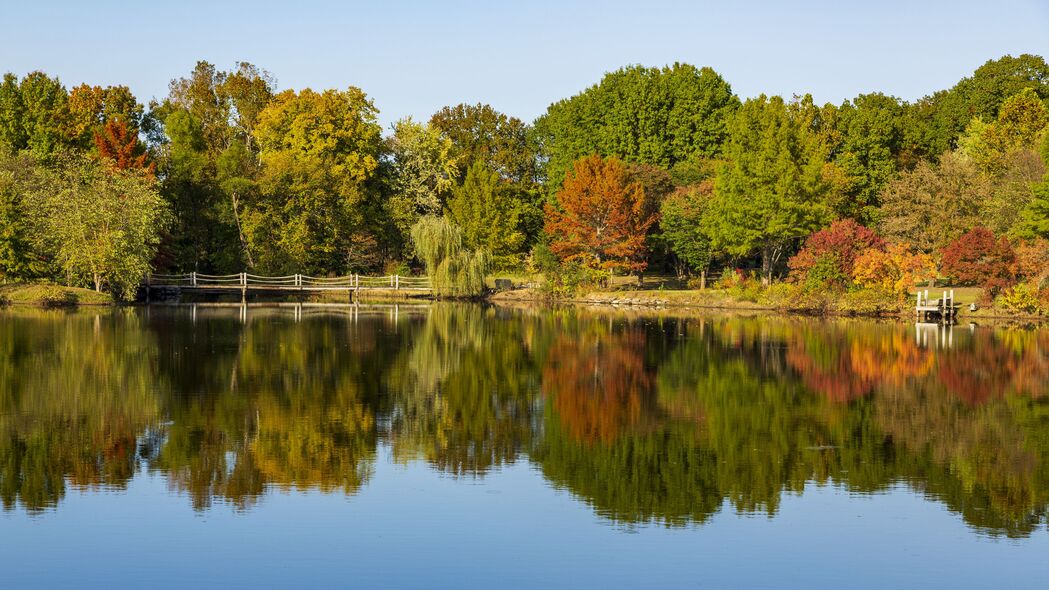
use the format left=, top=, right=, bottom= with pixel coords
left=788, top=219, right=885, bottom=288
left=997, top=282, right=1044, bottom=315
left=940, top=227, right=1016, bottom=295
left=837, top=288, right=903, bottom=316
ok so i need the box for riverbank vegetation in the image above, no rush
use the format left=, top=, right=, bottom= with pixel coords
left=1, top=56, right=1047, bottom=310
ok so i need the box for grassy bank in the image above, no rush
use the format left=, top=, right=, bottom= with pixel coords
left=0, top=283, right=112, bottom=307
left=489, top=283, right=1048, bottom=321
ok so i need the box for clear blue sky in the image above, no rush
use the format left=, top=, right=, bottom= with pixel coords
left=2, top=0, right=1048, bottom=127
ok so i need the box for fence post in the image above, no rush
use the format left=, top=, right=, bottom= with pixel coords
left=395, top=275, right=399, bottom=290
left=191, top=271, right=197, bottom=287
left=295, top=273, right=301, bottom=287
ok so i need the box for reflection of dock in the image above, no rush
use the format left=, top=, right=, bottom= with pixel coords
left=916, top=289, right=958, bottom=323
left=916, top=322, right=954, bottom=349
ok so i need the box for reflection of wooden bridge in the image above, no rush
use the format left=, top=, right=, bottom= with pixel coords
left=146, top=273, right=432, bottom=302
left=145, top=302, right=431, bottom=324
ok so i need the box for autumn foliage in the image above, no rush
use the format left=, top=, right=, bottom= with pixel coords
left=94, top=119, right=154, bottom=175
left=788, top=219, right=885, bottom=288
left=852, top=243, right=936, bottom=295
left=940, top=227, right=1016, bottom=294
left=545, top=155, right=657, bottom=273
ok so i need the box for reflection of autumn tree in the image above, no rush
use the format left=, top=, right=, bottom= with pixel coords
left=541, top=320, right=657, bottom=445
left=937, top=328, right=1047, bottom=405
left=387, top=305, right=539, bottom=475
left=0, top=309, right=161, bottom=511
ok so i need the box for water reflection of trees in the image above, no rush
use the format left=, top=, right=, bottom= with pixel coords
left=1, top=306, right=1047, bottom=538
left=386, top=305, right=539, bottom=476
left=0, top=309, right=161, bottom=511
left=533, top=314, right=1049, bottom=537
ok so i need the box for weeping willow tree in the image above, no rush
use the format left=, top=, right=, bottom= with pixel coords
left=410, top=216, right=490, bottom=297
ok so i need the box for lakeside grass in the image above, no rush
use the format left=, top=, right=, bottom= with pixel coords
left=0, top=283, right=113, bottom=307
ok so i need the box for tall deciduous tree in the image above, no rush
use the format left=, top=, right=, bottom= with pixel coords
left=832, top=93, right=906, bottom=222
left=430, top=103, right=536, bottom=184
left=28, top=155, right=167, bottom=298
left=250, top=86, right=382, bottom=274
left=878, top=152, right=986, bottom=253
left=446, top=161, right=525, bottom=269
left=545, top=155, right=656, bottom=273
left=659, top=183, right=714, bottom=280
left=384, top=118, right=459, bottom=253
left=704, top=95, right=836, bottom=283
left=535, top=63, right=739, bottom=191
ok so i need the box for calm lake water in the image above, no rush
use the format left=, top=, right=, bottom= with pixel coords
left=1, top=304, right=1048, bottom=589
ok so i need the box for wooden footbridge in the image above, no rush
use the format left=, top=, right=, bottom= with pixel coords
left=145, top=272, right=432, bottom=302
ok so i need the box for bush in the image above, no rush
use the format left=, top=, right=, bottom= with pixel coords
left=837, top=288, right=903, bottom=316
left=996, top=283, right=1044, bottom=315
left=716, top=269, right=764, bottom=302
left=788, top=219, right=885, bottom=288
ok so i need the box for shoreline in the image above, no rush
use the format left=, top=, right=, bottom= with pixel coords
left=487, top=287, right=1049, bottom=323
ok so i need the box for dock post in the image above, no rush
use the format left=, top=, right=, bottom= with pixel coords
left=240, top=272, right=246, bottom=303
left=191, top=271, right=197, bottom=287
left=395, top=274, right=399, bottom=290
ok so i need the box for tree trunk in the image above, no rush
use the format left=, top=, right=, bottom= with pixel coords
left=700, top=269, right=706, bottom=290
left=231, top=192, right=255, bottom=269
left=93, top=273, right=101, bottom=293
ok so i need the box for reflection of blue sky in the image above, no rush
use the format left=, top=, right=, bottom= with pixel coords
left=4, top=444, right=1048, bottom=589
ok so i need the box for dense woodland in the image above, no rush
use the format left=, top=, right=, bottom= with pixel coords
left=1, top=55, right=1048, bottom=305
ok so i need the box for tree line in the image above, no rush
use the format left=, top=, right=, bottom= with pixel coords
left=1, top=56, right=1047, bottom=301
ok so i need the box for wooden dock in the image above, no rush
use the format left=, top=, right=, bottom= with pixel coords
left=146, top=272, right=432, bottom=302
left=915, top=289, right=958, bottom=323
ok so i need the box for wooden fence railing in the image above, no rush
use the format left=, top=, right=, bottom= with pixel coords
left=146, top=272, right=431, bottom=291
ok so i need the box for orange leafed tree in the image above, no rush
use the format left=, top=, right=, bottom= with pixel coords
left=544, top=155, right=656, bottom=273
left=94, top=119, right=155, bottom=175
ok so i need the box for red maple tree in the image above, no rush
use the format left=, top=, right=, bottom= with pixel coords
left=94, top=119, right=155, bottom=176
left=544, top=155, right=657, bottom=273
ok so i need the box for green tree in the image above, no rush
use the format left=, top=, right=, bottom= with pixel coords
left=534, top=63, right=739, bottom=191
left=832, top=93, right=906, bottom=222
left=248, top=87, right=382, bottom=274
left=907, top=54, right=1049, bottom=157
left=446, top=161, right=525, bottom=269
left=1015, top=180, right=1049, bottom=239
left=152, top=61, right=275, bottom=272
left=27, top=154, right=168, bottom=298
left=384, top=118, right=459, bottom=253
left=659, top=184, right=713, bottom=280
left=704, top=95, right=835, bottom=283
left=429, top=103, right=536, bottom=184
left=0, top=147, right=40, bottom=280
